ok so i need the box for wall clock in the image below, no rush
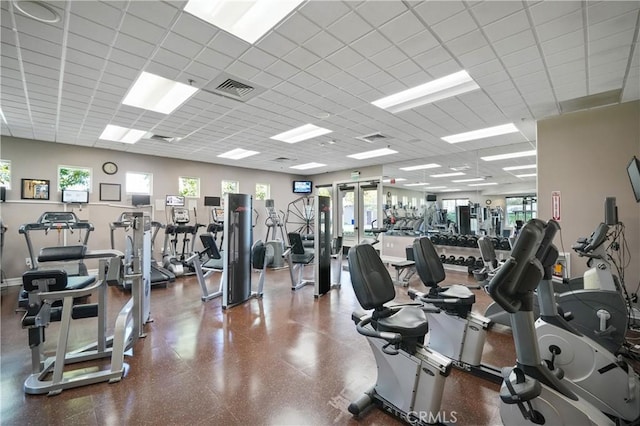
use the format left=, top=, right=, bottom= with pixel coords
left=102, top=161, right=118, bottom=175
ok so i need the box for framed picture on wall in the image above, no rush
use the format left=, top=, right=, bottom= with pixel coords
left=21, top=178, right=50, bottom=200
left=99, top=183, right=121, bottom=202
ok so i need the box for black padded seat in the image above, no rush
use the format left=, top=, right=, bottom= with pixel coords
left=288, top=233, right=315, bottom=264
left=38, top=245, right=87, bottom=262
left=23, top=269, right=95, bottom=292
left=377, top=307, right=429, bottom=338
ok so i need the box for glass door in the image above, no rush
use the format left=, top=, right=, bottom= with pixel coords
left=337, top=180, right=382, bottom=249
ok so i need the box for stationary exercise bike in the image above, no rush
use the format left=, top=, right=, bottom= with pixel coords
left=489, top=218, right=615, bottom=426
left=347, top=243, right=452, bottom=425
left=408, top=236, right=503, bottom=384
left=534, top=220, right=640, bottom=423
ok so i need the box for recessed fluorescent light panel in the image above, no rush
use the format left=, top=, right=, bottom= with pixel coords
left=217, top=148, right=259, bottom=160
left=503, top=164, right=537, bottom=171
left=440, top=188, right=461, bottom=192
left=184, top=0, right=304, bottom=44
left=371, top=70, right=480, bottom=113
left=452, top=178, right=485, bottom=183
left=99, top=125, right=146, bottom=144
left=399, top=163, right=441, bottom=171
left=404, top=182, right=429, bottom=187
left=347, top=148, right=398, bottom=160
left=481, top=150, right=536, bottom=162
left=122, top=72, right=198, bottom=114
left=270, top=124, right=332, bottom=144
left=430, top=172, right=465, bottom=178
left=290, top=162, right=326, bottom=170
left=468, top=182, right=498, bottom=186
left=442, top=123, right=519, bottom=143
left=426, top=186, right=447, bottom=189
left=516, top=173, right=537, bottom=178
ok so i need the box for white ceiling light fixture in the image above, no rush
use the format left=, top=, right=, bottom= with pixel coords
left=218, top=148, right=259, bottom=160
left=382, top=178, right=407, bottom=183
left=439, top=188, right=462, bottom=192
left=426, top=186, right=447, bottom=189
left=404, top=182, right=429, bottom=187
left=371, top=70, right=480, bottom=113
left=481, top=150, right=536, bottom=162
left=99, top=125, right=146, bottom=144
left=290, top=162, right=326, bottom=170
left=430, top=172, right=465, bottom=178
left=452, top=178, right=485, bottom=183
left=399, top=163, right=441, bottom=171
left=270, top=124, right=332, bottom=144
left=468, top=182, right=498, bottom=187
left=516, top=173, right=537, bottom=178
left=442, top=123, right=519, bottom=144
left=503, top=164, right=537, bottom=171
left=184, top=0, right=304, bottom=44
left=122, top=71, right=198, bottom=114
left=347, top=148, right=398, bottom=160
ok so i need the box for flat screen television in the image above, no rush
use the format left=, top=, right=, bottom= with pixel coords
left=166, top=195, right=185, bottom=206
left=426, top=194, right=437, bottom=202
left=62, top=189, right=89, bottom=203
left=293, top=180, right=312, bottom=194
left=627, top=156, right=640, bottom=203
left=204, top=196, right=221, bottom=207
left=132, top=194, right=150, bottom=206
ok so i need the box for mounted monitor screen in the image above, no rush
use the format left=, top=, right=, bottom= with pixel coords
left=627, top=156, right=640, bottom=203
left=426, top=194, right=437, bottom=202
left=62, top=189, right=89, bottom=204
left=132, top=194, right=150, bottom=206
left=166, top=195, right=185, bottom=206
left=204, top=196, right=221, bottom=207
left=292, top=180, right=312, bottom=194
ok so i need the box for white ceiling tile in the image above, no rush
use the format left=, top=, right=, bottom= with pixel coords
left=350, top=30, right=393, bottom=57
left=548, top=59, right=585, bottom=78
left=355, top=1, right=408, bottom=27
left=536, top=10, right=584, bottom=43
left=540, top=29, right=583, bottom=56
left=239, top=48, right=278, bottom=70
left=283, top=47, right=321, bottom=69
left=303, top=31, right=344, bottom=57
left=397, top=30, right=440, bottom=57
left=172, top=13, right=219, bottom=45
left=225, top=60, right=261, bottom=81
left=501, top=45, right=541, bottom=68
left=327, top=11, right=373, bottom=44
left=431, top=10, right=478, bottom=42
left=386, top=59, right=422, bottom=80
left=378, top=11, right=425, bottom=44
left=508, top=58, right=545, bottom=78
left=65, top=62, right=101, bottom=82
left=298, top=1, right=351, bottom=28
left=115, top=32, right=156, bottom=58
left=589, top=46, right=632, bottom=68
left=589, top=29, right=634, bottom=55
left=483, top=10, right=530, bottom=42
left=589, top=58, right=627, bottom=78
left=347, top=59, right=381, bottom=79
left=529, top=1, right=583, bottom=25
left=255, top=31, right=298, bottom=58
left=208, top=31, right=251, bottom=57
left=370, top=46, right=409, bottom=69
left=470, top=1, right=525, bottom=26
left=13, top=15, right=62, bottom=44
left=66, top=33, right=110, bottom=60
left=119, top=13, right=165, bottom=45
left=413, top=1, right=466, bottom=26
left=587, top=1, right=640, bottom=25
left=458, top=45, right=497, bottom=68
left=306, top=60, right=341, bottom=80
left=182, top=61, right=221, bottom=82
left=196, top=48, right=234, bottom=70
left=162, top=32, right=204, bottom=58
left=14, top=33, right=62, bottom=58
left=250, top=71, right=282, bottom=89
left=588, top=12, right=638, bottom=41
left=65, top=48, right=109, bottom=70
left=326, top=46, right=365, bottom=69
left=413, top=46, right=453, bottom=70
left=429, top=60, right=467, bottom=79
left=265, top=60, right=300, bottom=80
left=145, top=62, right=180, bottom=80
left=126, top=0, right=179, bottom=28
left=275, top=11, right=322, bottom=44
left=543, top=45, right=584, bottom=68
left=70, top=1, right=122, bottom=28
left=288, top=72, right=321, bottom=90
left=492, top=29, right=536, bottom=57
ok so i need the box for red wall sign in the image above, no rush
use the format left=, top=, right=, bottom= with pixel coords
left=551, top=191, right=561, bottom=221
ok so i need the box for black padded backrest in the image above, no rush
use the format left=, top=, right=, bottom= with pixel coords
left=478, top=237, right=497, bottom=263
left=288, top=232, right=305, bottom=255
left=252, top=240, right=266, bottom=269
left=200, top=233, right=221, bottom=259
left=22, top=269, right=68, bottom=292
left=412, top=236, right=445, bottom=287
left=405, top=245, right=414, bottom=261
left=348, top=244, right=396, bottom=310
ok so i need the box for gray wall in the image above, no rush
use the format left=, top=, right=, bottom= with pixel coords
left=0, top=137, right=305, bottom=280
left=537, top=101, right=640, bottom=286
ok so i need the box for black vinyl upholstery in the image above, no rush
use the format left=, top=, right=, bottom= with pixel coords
left=288, top=233, right=314, bottom=264
left=413, top=237, right=446, bottom=287
left=348, top=244, right=396, bottom=310
left=200, top=234, right=221, bottom=259
left=38, top=245, right=87, bottom=262
left=22, top=269, right=95, bottom=292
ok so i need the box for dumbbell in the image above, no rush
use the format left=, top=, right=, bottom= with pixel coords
left=440, top=254, right=447, bottom=264
left=499, top=238, right=511, bottom=251
left=456, top=256, right=466, bottom=265
left=447, top=255, right=457, bottom=264
left=465, top=256, right=476, bottom=267
left=491, top=237, right=500, bottom=249
left=475, top=259, right=484, bottom=268
left=467, top=235, right=478, bottom=248
left=431, top=234, right=441, bottom=245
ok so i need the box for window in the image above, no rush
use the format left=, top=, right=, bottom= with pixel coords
left=179, top=176, right=200, bottom=197
left=391, top=195, right=398, bottom=208
left=402, top=196, right=408, bottom=208
left=0, top=159, right=11, bottom=189
left=222, top=180, right=238, bottom=195
left=412, top=197, right=417, bottom=208
left=255, top=183, right=269, bottom=201
left=126, top=172, right=152, bottom=194
left=58, top=165, right=91, bottom=191
left=317, top=187, right=331, bottom=198
left=506, top=196, right=537, bottom=227
left=441, top=198, right=469, bottom=224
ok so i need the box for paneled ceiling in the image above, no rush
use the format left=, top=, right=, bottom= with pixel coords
left=1, top=1, right=639, bottom=195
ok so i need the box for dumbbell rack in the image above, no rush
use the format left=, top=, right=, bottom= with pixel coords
left=434, top=244, right=510, bottom=274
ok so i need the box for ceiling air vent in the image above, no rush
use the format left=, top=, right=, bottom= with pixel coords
left=450, top=164, right=471, bottom=172
left=143, top=133, right=180, bottom=143
left=356, top=132, right=387, bottom=143
left=559, top=89, right=621, bottom=114
left=202, top=73, right=266, bottom=102
left=273, top=157, right=293, bottom=162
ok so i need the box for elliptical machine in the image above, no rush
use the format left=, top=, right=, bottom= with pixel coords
left=162, top=196, right=203, bottom=276
left=489, top=218, right=615, bottom=426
